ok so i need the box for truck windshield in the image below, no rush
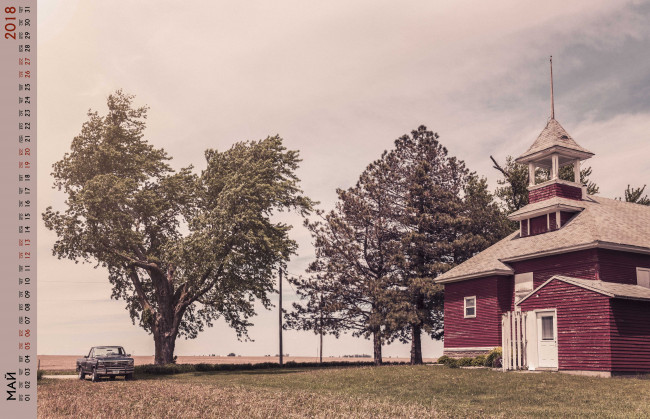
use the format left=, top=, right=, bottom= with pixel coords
left=94, top=347, right=124, bottom=357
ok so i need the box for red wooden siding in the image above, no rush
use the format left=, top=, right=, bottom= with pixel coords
left=443, top=276, right=512, bottom=348
left=610, top=299, right=650, bottom=373
left=510, top=249, right=598, bottom=289
left=598, top=249, right=650, bottom=285
left=560, top=211, right=574, bottom=226
left=519, top=280, right=612, bottom=372
left=529, top=183, right=582, bottom=203
left=529, top=214, right=548, bottom=236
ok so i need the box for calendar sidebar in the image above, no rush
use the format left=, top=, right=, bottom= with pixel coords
left=0, top=1, right=36, bottom=417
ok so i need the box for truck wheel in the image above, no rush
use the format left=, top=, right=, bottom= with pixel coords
left=78, top=369, right=85, bottom=380
left=91, top=368, right=99, bottom=383
left=125, top=373, right=133, bottom=381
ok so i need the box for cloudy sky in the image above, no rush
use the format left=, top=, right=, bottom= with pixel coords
left=38, top=1, right=650, bottom=357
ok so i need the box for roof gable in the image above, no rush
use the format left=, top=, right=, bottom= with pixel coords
left=517, top=275, right=650, bottom=304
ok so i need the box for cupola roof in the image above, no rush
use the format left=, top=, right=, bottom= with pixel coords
left=515, top=118, right=594, bottom=165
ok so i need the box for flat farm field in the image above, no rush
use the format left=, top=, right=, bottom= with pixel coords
left=38, top=365, right=650, bottom=418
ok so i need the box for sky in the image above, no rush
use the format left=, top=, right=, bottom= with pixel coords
left=37, top=1, right=650, bottom=357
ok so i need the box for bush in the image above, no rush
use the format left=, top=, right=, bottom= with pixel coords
left=133, top=360, right=407, bottom=375
left=457, top=357, right=473, bottom=367
left=484, top=347, right=503, bottom=368
left=444, top=358, right=459, bottom=368
left=37, top=370, right=43, bottom=381
left=436, top=355, right=451, bottom=365
left=472, top=355, right=487, bottom=367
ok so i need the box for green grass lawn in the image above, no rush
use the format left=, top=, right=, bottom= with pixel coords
left=38, top=365, right=650, bottom=418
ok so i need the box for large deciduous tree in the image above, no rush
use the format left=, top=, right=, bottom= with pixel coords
left=43, top=90, right=312, bottom=364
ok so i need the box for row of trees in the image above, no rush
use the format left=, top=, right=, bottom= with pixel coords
left=286, top=126, right=513, bottom=365
left=287, top=134, right=648, bottom=365
left=45, top=91, right=648, bottom=364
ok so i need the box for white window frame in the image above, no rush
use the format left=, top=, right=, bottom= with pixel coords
left=637, top=267, right=650, bottom=288
left=515, top=272, right=534, bottom=302
left=464, top=296, right=476, bottom=318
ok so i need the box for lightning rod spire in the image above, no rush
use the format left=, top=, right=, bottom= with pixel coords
left=550, top=55, right=555, bottom=119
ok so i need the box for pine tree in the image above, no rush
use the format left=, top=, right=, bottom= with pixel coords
left=622, top=184, right=650, bottom=205
left=289, top=126, right=511, bottom=366
left=384, top=126, right=511, bottom=364
left=286, top=160, right=403, bottom=365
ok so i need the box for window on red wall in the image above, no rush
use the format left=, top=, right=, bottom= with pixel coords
left=637, top=267, right=650, bottom=288
left=529, top=214, right=548, bottom=235
left=464, top=296, right=476, bottom=318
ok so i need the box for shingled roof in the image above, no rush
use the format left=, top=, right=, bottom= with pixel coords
left=508, top=195, right=585, bottom=219
left=518, top=276, right=650, bottom=304
left=515, top=118, right=594, bottom=163
left=435, top=196, right=650, bottom=283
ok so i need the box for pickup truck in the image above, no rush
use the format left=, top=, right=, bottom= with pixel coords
left=76, top=346, right=135, bottom=382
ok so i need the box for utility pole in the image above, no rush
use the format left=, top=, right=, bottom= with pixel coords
left=319, top=295, right=323, bottom=363
left=279, top=268, right=283, bottom=367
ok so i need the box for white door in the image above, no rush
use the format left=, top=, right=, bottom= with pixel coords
left=536, top=311, right=558, bottom=368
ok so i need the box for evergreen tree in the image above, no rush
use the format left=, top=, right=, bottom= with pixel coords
left=286, top=161, right=403, bottom=365
left=622, top=184, right=650, bottom=205
left=385, top=127, right=511, bottom=364
left=289, top=126, right=511, bottom=366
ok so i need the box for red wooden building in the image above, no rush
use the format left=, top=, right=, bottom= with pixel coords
left=435, top=75, right=650, bottom=377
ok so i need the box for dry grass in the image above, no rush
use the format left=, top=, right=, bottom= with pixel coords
left=38, top=365, right=650, bottom=418
left=38, top=376, right=434, bottom=418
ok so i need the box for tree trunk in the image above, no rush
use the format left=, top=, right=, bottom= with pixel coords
left=153, top=322, right=178, bottom=365
left=410, top=324, right=423, bottom=365
left=373, top=331, right=383, bottom=366
left=148, top=269, right=182, bottom=365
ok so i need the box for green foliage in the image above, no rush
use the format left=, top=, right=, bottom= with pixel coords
left=289, top=126, right=512, bottom=365
left=491, top=156, right=530, bottom=214
left=37, top=370, right=44, bottom=381
left=622, top=184, right=650, bottom=205
left=436, top=355, right=451, bottom=364
left=472, top=355, right=487, bottom=366
left=485, top=347, right=502, bottom=368
left=439, top=352, right=497, bottom=368
left=286, top=155, right=404, bottom=365
left=456, top=357, right=473, bottom=367
left=135, top=361, right=407, bottom=375
left=443, top=358, right=459, bottom=368
left=43, top=90, right=313, bottom=363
